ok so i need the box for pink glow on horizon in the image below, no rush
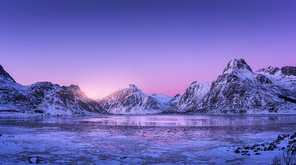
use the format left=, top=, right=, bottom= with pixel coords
left=3, top=57, right=295, bottom=98
left=1, top=0, right=295, bottom=98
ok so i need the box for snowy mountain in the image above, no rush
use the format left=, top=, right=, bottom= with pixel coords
left=162, top=81, right=211, bottom=113
left=0, top=65, right=107, bottom=115
left=2, top=58, right=295, bottom=116
left=96, top=84, right=180, bottom=114
left=256, top=66, right=296, bottom=94
left=164, top=59, right=296, bottom=114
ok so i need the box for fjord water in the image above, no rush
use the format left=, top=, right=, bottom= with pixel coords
left=1, top=115, right=296, bottom=164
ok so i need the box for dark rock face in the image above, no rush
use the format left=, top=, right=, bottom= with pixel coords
left=281, top=66, right=296, bottom=76
left=0, top=66, right=106, bottom=115
left=255, top=74, right=272, bottom=84
left=0, top=65, right=16, bottom=83
left=278, top=95, right=296, bottom=104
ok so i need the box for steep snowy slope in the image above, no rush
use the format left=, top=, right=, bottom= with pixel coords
left=192, top=59, right=296, bottom=114
left=0, top=65, right=107, bottom=115
left=96, top=84, right=180, bottom=114
left=164, top=59, right=296, bottom=115
left=0, top=65, right=16, bottom=83
left=162, top=81, right=211, bottom=113
left=256, top=66, right=296, bottom=94
left=150, top=94, right=180, bottom=110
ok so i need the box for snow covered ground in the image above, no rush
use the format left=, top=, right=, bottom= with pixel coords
left=1, top=114, right=296, bottom=164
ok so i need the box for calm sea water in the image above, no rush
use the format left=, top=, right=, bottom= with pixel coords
left=1, top=114, right=296, bottom=164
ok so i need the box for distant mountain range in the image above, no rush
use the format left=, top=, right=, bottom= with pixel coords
left=0, top=58, right=295, bottom=115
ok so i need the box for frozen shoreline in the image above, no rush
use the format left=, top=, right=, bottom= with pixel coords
left=1, top=115, right=296, bottom=164
left=2, top=111, right=296, bottom=118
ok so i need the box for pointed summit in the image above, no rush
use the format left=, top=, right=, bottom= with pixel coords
left=172, top=94, right=181, bottom=99
left=118, top=84, right=142, bottom=93
left=101, top=84, right=146, bottom=101
left=0, top=65, right=16, bottom=83
left=222, top=59, right=252, bottom=74
left=96, top=84, right=177, bottom=114
left=126, top=84, right=138, bottom=89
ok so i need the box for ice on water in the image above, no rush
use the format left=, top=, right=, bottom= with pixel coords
left=0, top=115, right=296, bottom=164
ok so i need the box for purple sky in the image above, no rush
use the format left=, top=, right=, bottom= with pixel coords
left=1, top=0, right=295, bottom=97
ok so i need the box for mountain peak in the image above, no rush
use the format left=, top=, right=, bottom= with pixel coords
left=257, top=66, right=280, bottom=75
left=222, top=59, right=252, bottom=74
left=173, top=94, right=181, bottom=98
left=97, top=84, right=176, bottom=114
left=119, top=84, right=140, bottom=91
left=107, top=84, right=145, bottom=98
left=127, top=84, right=137, bottom=88
left=0, top=65, right=16, bottom=83
left=69, top=84, right=80, bottom=90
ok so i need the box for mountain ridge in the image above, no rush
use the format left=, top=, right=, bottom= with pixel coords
left=1, top=58, right=295, bottom=116
left=96, top=84, right=180, bottom=114
left=0, top=66, right=107, bottom=115
left=0, top=65, right=16, bottom=83
left=163, top=59, right=296, bottom=115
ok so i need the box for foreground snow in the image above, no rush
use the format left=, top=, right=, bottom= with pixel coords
left=1, top=115, right=296, bottom=164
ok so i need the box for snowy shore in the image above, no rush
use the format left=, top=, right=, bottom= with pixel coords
left=1, top=115, right=296, bottom=164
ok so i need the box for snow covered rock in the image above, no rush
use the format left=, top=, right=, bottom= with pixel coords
left=164, top=59, right=296, bottom=114
left=162, top=81, right=211, bottom=113
left=0, top=65, right=107, bottom=115
left=256, top=66, right=280, bottom=75
left=96, top=84, right=180, bottom=114
left=195, top=59, right=296, bottom=114
left=0, top=65, right=16, bottom=83
left=170, top=94, right=181, bottom=104
left=28, top=156, right=47, bottom=164
left=256, top=66, right=296, bottom=94
left=281, top=66, right=296, bottom=76
left=222, top=58, right=253, bottom=74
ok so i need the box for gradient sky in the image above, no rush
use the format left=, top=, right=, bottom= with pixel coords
left=1, top=0, right=296, bottom=98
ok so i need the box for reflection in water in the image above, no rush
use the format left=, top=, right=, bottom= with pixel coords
left=81, top=115, right=296, bottom=127
left=268, top=117, right=279, bottom=121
